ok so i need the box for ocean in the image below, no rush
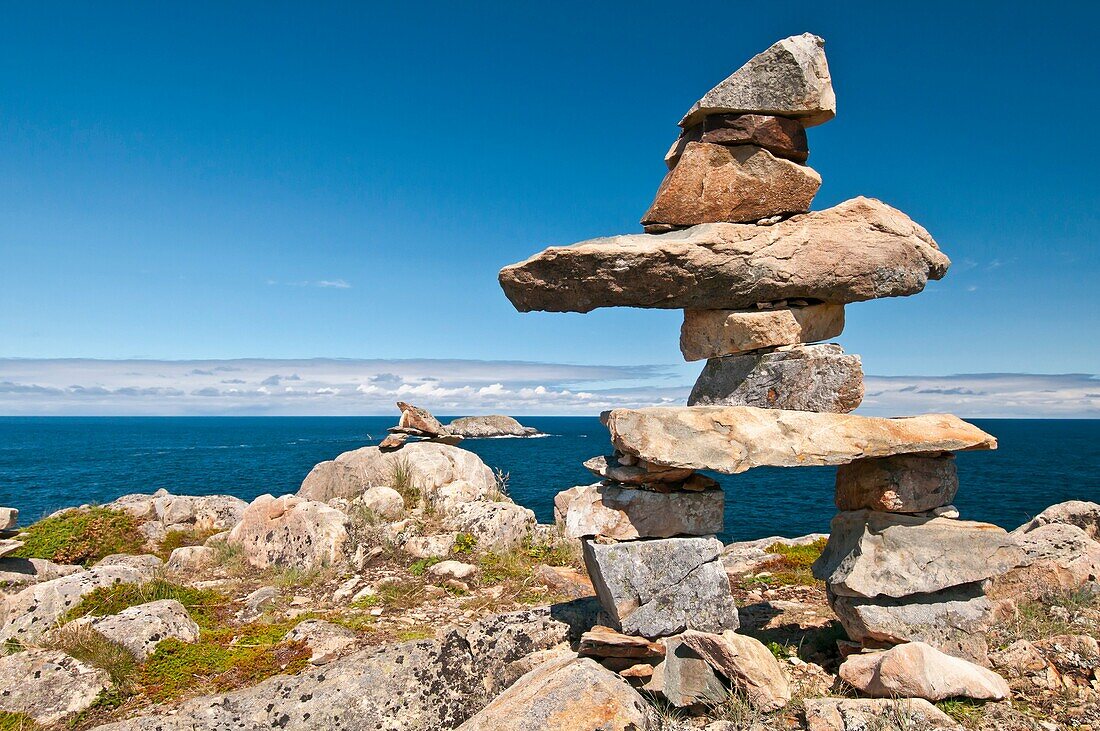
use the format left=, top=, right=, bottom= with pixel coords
left=0, top=417, right=1097, bottom=542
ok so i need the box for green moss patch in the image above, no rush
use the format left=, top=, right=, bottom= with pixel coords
left=743, top=537, right=828, bottom=588
left=64, top=579, right=226, bottom=629
left=11, top=507, right=145, bottom=566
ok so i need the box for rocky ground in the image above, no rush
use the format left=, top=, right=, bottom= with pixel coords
left=0, top=441, right=1096, bottom=730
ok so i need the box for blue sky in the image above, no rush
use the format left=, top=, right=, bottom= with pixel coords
left=1, top=2, right=1097, bottom=415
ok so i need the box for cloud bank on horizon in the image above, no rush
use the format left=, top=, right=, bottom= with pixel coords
left=0, top=359, right=1095, bottom=418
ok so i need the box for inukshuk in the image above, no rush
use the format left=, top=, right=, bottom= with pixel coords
left=499, top=34, right=1019, bottom=707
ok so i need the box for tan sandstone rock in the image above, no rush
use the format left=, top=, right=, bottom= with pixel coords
left=679, top=33, right=835, bottom=129
left=298, top=441, right=496, bottom=505
left=680, top=303, right=843, bottom=360
left=554, top=483, right=724, bottom=540
left=677, top=629, right=792, bottom=711
left=839, top=642, right=1011, bottom=701
left=582, top=455, right=695, bottom=484
left=228, top=494, right=349, bottom=571
left=499, top=197, right=949, bottom=313
left=835, top=453, right=958, bottom=512
left=455, top=656, right=658, bottom=731
left=642, top=143, right=820, bottom=226
left=1015, top=500, right=1100, bottom=540
left=605, top=406, right=996, bottom=475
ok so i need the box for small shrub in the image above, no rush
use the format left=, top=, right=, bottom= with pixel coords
left=64, top=579, right=225, bottom=629
left=43, top=624, right=138, bottom=691
left=11, top=508, right=145, bottom=566
left=409, top=557, right=442, bottom=576
left=452, top=532, right=478, bottom=555
left=936, top=699, right=986, bottom=725
left=488, top=469, right=511, bottom=502
left=388, top=456, right=421, bottom=506
left=765, top=640, right=796, bottom=660
left=157, top=527, right=218, bottom=561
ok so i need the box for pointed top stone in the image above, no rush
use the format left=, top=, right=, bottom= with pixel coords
left=680, top=33, right=836, bottom=129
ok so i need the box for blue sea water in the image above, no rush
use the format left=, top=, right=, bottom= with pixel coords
left=0, top=417, right=1097, bottom=542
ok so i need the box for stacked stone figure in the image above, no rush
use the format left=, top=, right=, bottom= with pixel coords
left=378, top=402, right=462, bottom=450
left=501, top=33, right=1017, bottom=707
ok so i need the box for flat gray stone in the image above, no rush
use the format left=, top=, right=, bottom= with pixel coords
left=499, top=197, right=949, bottom=313
left=554, top=483, right=724, bottom=540
left=582, top=536, right=738, bottom=638
left=688, top=343, right=863, bottom=412
left=803, top=698, right=960, bottom=731
left=679, top=33, right=835, bottom=129
left=812, top=511, right=1023, bottom=598
left=829, top=583, right=995, bottom=665
left=680, top=304, right=844, bottom=361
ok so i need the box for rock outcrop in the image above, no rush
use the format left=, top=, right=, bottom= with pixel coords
left=227, top=494, right=350, bottom=571
left=446, top=415, right=540, bottom=438
left=0, top=649, right=110, bottom=724
left=74, top=599, right=200, bottom=659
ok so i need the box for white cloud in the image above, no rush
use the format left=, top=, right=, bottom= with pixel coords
left=0, top=359, right=1094, bottom=418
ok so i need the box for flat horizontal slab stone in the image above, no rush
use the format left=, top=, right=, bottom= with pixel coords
left=679, top=33, right=835, bottom=129
left=642, top=143, right=820, bottom=226
left=666, top=114, right=809, bottom=168
left=605, top=407, right=995, bottom=475
left=835, top=453, right=958, bottom=512
left=579, top=626, right=666, bottom=659
left=555, top=483, right=724, bottom=540
left=680, top=303, right=843, bottom=361
left=583, top=536, right=738, bottom=638
left=583, top=455, right=695, bottom=484
left=688, top=343, right=863, bottom=412
left=829, top=583, right=995, bottom=665
left=499, top=197, right=949, bottom=313
left=812, top=511, right=1023, bottom=598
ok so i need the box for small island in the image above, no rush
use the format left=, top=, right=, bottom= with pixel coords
left=445, top=415, right=541, bottom=439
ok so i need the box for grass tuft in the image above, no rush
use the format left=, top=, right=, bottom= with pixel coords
left=42, top=624, right=139, bottom=691
left=63, top=579, right=226, bottom=629
left=0, top=712, right=39, bottom=731
left=742, top=538, right=828, bottom=588
left=11, top=508, right=145, bottom=566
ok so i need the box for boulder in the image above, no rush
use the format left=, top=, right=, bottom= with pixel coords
left=666, top=113, right=808, bottom=168
left=651, top=635, right=727, bottom=708
left=582, top=455, right=695, bottom=485
left=642, top=143, right=821, bottom=227
left=427, top=560, right=478, bottom=581
left=298, top=442, right=496, bottom=504
left=0, top=556, right=83, bottom=591
left=1015, top=500, right=1100, bottom=540
left=606, top=407, right=996, bottom=475
left=456, top=656, right=658, bottom=731
left=91, top=605, right=593, bottom=731
left=813, top=511, right=1022, bottom=598
left=0, top=564, right=152, bottom=644
left=284, top=619, right=357, bottom=664
left=582, top=536, right=739, bottom=638
left=835, top=453, right=958, bottom=513
left=554, top=483, right=724, bottom=540
left=680, top=304, right=843, bottom=361
left=0, top=649, right=110, bottom=724
left=677, top=629, right=791, bottom=710
left=397, top=401, right=447, bottom=436
left=446, top=415, right=540, bottom=438
left=688, top=343, right=863, bottom=413
left=535, top=564, right=595, bottom=599
left=357, top=485, right=405, bottom=521
left=378, top=433, right=408, bottom=450
left=839, top=642, right=1011, bottom=701
left=500, top=197, right=948, bottom=313
left=77, top=599, right=200, bottom=659
left=679, top=33, right=835, bottom=129
left=402, top=533, right=456, bottom=559
left=166, top=545, right=216, bottom=571
left=227, top=494, right=349, bottom=571
left=444, top=501, right=536, bottom=552
left=829, top=583, right=995, bottom=665
left=803, top=698, right=960, bottom=731
left=1008, top=522, right=1100, bottom=587
left=0, top=507, right=17, bottom=531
